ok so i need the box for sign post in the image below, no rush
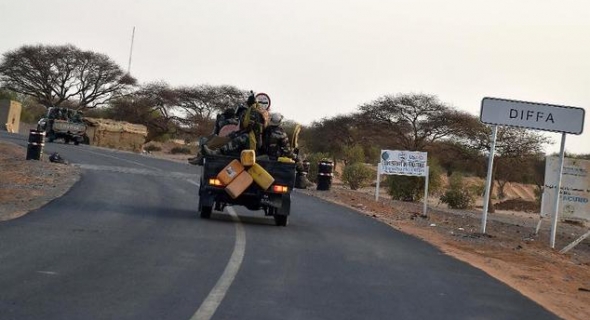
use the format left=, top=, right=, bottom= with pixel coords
left=480, top=97, right=585, bottom=247
left=480, top=125, right=498, bottom=234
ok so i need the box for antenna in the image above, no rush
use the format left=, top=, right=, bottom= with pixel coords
left=127, top=26, right=135, bottom=74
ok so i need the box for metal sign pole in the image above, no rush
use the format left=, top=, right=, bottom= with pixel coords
left=375, top=164, right=381, bottom=201
left=481, top=125, right=498, bottom=234
left=550, top=133, right=567, bottom=249
left=423, top=167, right=430, bottom=217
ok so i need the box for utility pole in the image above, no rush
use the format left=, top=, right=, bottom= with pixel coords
left=127, top=26, right=135, bottom=74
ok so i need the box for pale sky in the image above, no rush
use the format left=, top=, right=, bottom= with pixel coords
left=1, top=0, right=589, bottom=154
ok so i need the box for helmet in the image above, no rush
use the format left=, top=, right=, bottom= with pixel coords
left=269, top=113, right=283, bottom=126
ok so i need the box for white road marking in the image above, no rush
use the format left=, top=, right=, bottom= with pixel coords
left=36, top=271, right=58, bottom=275
left=75, top=164, right=199, bottom=180
left=190, top=206, right=246, bottom=320
left=76, top=147, right=163, bottom=170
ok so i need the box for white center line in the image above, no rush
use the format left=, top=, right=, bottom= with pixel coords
left=190, top=206, right=246, bottom=320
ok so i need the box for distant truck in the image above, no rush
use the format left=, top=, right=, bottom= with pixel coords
left=37, top=107, right=87, bottom=145
left=198, top=154, right=296, bottom=226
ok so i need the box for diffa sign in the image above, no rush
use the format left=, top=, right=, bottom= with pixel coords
left=480, top=97, right=585, bottom=135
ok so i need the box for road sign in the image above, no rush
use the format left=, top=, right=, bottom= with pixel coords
left=379, top=150, right=428, bottom=177
left=480, top=97, right=585, bottom=134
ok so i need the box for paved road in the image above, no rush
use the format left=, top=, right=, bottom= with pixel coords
left=0, top=132, right=558, bottom=320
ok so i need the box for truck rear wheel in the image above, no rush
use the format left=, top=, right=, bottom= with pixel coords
left=274, top=215, right=288, bottom=226
left=200, top=205, right=212, bottom=219
left=273, top=194, right=291, bottom=226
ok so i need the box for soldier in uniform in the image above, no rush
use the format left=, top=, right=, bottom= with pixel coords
left=188, top=107, right=240, bottom=165
left=202, top=92, right=269, bottom=157
left=261, top=113, right=295, bottom=161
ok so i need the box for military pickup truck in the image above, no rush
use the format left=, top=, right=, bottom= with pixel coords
left=198, top=155, right=297, bottom=226
left=37, top=107, right=87, bottom=145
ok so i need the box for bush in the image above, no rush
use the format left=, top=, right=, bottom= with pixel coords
left=170, top=146, right=191, bottom=154
left=385, top=159, right=444, bottom=201
left=439, top=172, right=475, bottom=209
left=144, top=144, right=162, bottom=152
left=343, top=145, right=365, bottom=165
left=439, top=189, right=474, bottom=209
left=342, top=163, right=373, bottom=190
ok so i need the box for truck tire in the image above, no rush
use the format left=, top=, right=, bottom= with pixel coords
left=274, top=214, right=288, bottom=226
left=74, top=138, right=80, bottom=145
left=274, top=194, right=291, bottom=226
left=200, top=204, right=212, bottom=219
left=64, top=137, right=70, bottom=144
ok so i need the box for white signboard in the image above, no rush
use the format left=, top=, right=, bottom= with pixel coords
left=480, top=97, right=585, bottom=134
left=379, top=150, right=428, bottom=177
left=542, top=157, right=590, bottom=221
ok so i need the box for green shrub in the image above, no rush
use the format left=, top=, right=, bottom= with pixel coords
left=343, top=145, right=365, bottom=165
left=144, top=144, right=162, bottom=152
left=439, top=189, right=474, bottom=209
left=385, top=160, right=444, bottom=201
left=170, top=146, right=191, bottom=154
left=342, top=163, right=373, bottom=190
left=439, top=172, right=475, bottom=209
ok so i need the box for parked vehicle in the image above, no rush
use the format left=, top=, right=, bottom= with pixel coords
left=37, top=107, right=87, bottom=145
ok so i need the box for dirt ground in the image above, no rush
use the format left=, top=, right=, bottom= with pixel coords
left=1, top=141, right=589, bottom=320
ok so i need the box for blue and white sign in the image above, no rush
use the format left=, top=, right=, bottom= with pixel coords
left=542, top=157, right=590, bottom=222
left=379, top=150, right=428, bottom=177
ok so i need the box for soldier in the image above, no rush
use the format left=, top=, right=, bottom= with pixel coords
left=261, top=113, right=295, bottom=161
left=202, top=92, right=269, bottom=157
left=213, top=108, right=239, bottom=136
left=188, top=107, right=239, bottom=165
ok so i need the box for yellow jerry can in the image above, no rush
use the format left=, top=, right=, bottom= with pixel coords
left=217, top=159, right=245, bottom=185
left=240, top=149, right=256, bottom=166
left=225, top=171, right=253, bottom=199
left=248, top=162, right=275, bottom=190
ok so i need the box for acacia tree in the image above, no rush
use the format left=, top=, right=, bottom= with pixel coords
left=456, top=114, right=551, bottom=211
left=105, top=82, right=246, bottom=141
left=0, top=44, right=136, bottom=110
left=359, top=93, right=473, bottom=151
left=174, top=84, right=246, bottom=136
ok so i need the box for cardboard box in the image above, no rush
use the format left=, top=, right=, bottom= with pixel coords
left=248, top=162, right=275, bottom=190
left=225, top=171, right=253, bottom=199
left=240, top=149, right=256, bottom=166
left=218, top=159, right=245, bottom=185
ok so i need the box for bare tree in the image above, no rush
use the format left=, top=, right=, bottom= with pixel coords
left=359, top=93, right=472, bottom=151
left=0, top=44, right=136, bottom=110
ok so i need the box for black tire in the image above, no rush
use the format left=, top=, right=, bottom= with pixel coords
left=200, top=205, right=212, bottom=219
left=274, top=214, right=288, bottom=227
left=74, top=138, right=80, bottom=145
left=64, top=137, right=70, bottom=144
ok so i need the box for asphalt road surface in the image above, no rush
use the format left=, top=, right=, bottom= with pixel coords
left=0, top=131, right=558, bottom=320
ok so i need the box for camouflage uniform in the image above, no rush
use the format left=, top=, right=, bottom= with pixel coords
left=201, top=91, right=269, bottom=158
left=212, top=104, right=267, bottom=156
left=262, top=125, right=294, bottom=160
